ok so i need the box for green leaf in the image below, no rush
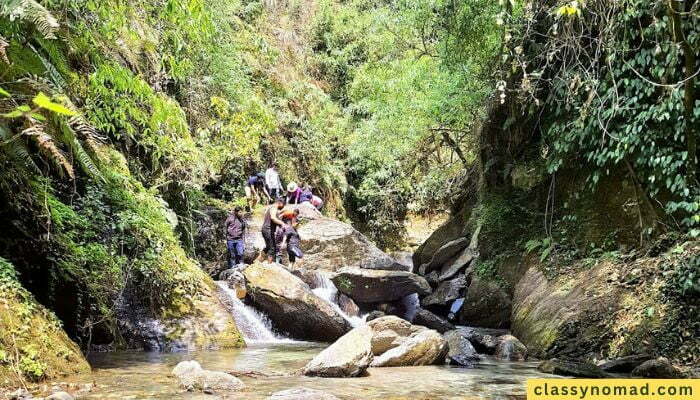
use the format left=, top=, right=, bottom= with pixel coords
left=0, top=87, right=10, bottom=98
left=32, top=92, right=76, bottom=116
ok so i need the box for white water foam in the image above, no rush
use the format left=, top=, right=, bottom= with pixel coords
left=312, top=273, right=366, bottom=327
left=215, top=281, right=294, bottom=344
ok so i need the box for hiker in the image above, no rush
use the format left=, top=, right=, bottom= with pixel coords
left=224, top=206, right=247, bottom=268
left=299, top=184, right=313, bottom=204
left=311, top=194, right=324, bottom=211
left=245, top=172, right=270, bottom=210
left=261, top=197, right=285, bottom=263
left=279, top=217, right=303, bottom=269
left=279, top=207, right=300, bottom=227
left=286, top=181, right=302, bottom=204
left=265, top=163, right=283, bottom=201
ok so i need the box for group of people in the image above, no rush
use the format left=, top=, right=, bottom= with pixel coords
left=244, top=163, right=324, bottom=211
left=225, top=163, right=322, bottom=270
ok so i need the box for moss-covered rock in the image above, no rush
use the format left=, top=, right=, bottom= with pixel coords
left=0, top=258, right=90, bottom=387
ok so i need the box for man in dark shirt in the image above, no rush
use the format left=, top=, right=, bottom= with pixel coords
left=224, top=206, right=247, bottom=268
left=261, top=198, right=285, bottom=263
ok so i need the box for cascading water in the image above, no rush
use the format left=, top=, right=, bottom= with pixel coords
left=311, top=273, right=366, bottom=327
left=215, top=281, right=289, bottom=344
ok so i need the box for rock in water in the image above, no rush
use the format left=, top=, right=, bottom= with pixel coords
left=370, top=329, right=448, bottom=367
left=494, top=335, right=527, bottom=361
left=269, top=387, right=341, bottom=400
left=598, top=354, right=653, bottom=373
left=412, top=308, right=455, bottom=333
left=332, top=267, right=431, bottom=303
left=338, top=294, right=360, bottom=317
left=220, top=268, right=247, bottom=299
left=443, top=329, right=480, bottom=366
left=459, top=276, right=511, bottom=329
left=422, top=275, right=467, bottom=307
left=537, top=359, right=610, bottom=378
left=172, top=360, right=245, bottom=391
left=631, top=358, right=684, bottom=378
left=298, top=217, right=408, bottom=271
left=46, top=392, right=74, bottom=400
left=303, top=325, right=374, bottom=377
left=243, top=262, right=352, bottom=342
left=453, top=327, right=508, bottom=354
left=365, top=310, right=386, bottom=321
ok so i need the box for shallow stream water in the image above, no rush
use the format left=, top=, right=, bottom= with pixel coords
left=76, top=342, right=552, bottom=399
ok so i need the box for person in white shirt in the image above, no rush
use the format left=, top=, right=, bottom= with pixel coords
left=265, top=163, right=283, bottom=201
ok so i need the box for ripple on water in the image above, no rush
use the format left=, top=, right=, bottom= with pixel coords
left=76, top=345, right=551, bottom=399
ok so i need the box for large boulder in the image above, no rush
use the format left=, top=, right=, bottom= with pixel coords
left=412, top=201, right=473, bottom=268
left=172, top=360, right=245, bottom=392
left=412, top=308, right=455, bottom=333
left=303, top=325, right=373, bottom=377
left=459, top=276, right=511, bottom=329
left=418, top=238, right=469, bottom=275
left=422, top=275, right=467, bottom=307
left=298, top=218, right=408, bottom=272
left=494, top=335, right=527, bottom=361
left=332, top=267, right=431, bottom=303
left=370, top=329, right=448, bottom=367
left=269, top=388, right=341, bottom=400
left=631, top=358, right=684, bottom=378
left=598, top=354, right=653, bottom=373
left=452, top=327, right=509, bottom=354
left=338, top=294, right=360, bottom=317
left=444, top=329, right=481, bottom=366
left=367, top=316, right=448, bottom=367
left=243, top=263, right=352, bottom=342
left=437, top=248, right=477, bottom=281
left=537, top=359, right=610, bottom=378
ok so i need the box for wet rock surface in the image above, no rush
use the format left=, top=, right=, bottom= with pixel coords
left=537, top=359, right=610, bottom=378
left=412, top=308, right=455, bottom=333
left=332, top=267, right=431, bottom=303
left=303, top=325, right=374, bottom=377
left=494, top=335, right=527, bottom=361
left=269, top=387, right=341, bottom=400
left=172, top=360, right=245, bottom=392
left=444, top=329, right=481, bottom=367
left=598, top=354, right=653, bottom=373
left=631, top=358, right=684, bottom=378
left=243, top=262, right=352, bottom=342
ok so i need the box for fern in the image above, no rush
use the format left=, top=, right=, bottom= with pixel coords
left=24, top=124, right=75, bottom=179
left=0, top=0, right=60, bottom=39
left=57, top=117, right=103, bottom=180
left=0, top=124, right=40, bottom=175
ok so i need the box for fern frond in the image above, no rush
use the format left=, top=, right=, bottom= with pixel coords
left=29, top=43, right=66, bottom=89
left=24, top=124, right=74, bottom=179
left=0, top=35, right=9, bottom=64
left=0, top=124, right=40, bottom=175
left=1, top=0, right=60, bottom=39
left=69, top=114, right=107, bottom=152
left=57, top=118, right=103, bottom=180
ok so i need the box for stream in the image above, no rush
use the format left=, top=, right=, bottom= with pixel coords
left=79, top=345, right=550, bottom=399
left=65, top=276, right=552, bottom=399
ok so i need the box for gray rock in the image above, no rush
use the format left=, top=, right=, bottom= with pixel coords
left=338, top=294, right=360, bottom=317
left=367, top=316, right=420, bottom=355
left=538, top=359, right=610, bottom=378
left=495, top=335, right=527, bottom=361
left=412, top=308, right=455, bottom=333
left=269, top=387, right=341, bottom=400
left=444, top=329, right=481, bottom=366
left=598, top=354, right=653, bottom=373
left=438, top=248, right=477, bottom=281
left=244, top=263, right=352, bottom=342
left=365, top=310, right=386, bottom=321
left=422, top=275, right=467, bottom=307
left=298, top=218, right=408, bottom=272
left=370, top=329, right=448, bottom=367
left=631, top=358, right=684, bottom=378
left=332, top=267, right=431, bottom=303
left=291, top=268, right=325, bottom=289
left=172, top=360, right=245, bottom=391
left=9, top=389, right=33, bottom=400
left=421, top=238, right=469, bottom=274
left=454, top=327, right=508, bottom=354
left=424, top=270, right=440, bottom=286
left=459, top=276, right=511, bottom=329
left=303, top=325, right=373, bottom=377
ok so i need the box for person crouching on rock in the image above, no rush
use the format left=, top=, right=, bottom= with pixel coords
left=225, top=206, right=247, bottom=268
left=261, top=197, right=285, bottom=263
left=279, top=216, right=303, bottom=269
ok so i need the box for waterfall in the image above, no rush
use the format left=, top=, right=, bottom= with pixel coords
left=312, top=273, right=366, bottom=327
left=215, top=281, right=289, bottom=344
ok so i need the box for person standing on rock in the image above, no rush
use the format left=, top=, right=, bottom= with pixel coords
left=265, top=163, right=283, bottom=202
left=279, top=217, right=303, bottom=269
left=245, top=172, right=270, bottom=210
left=224, top=206, right=247, bottom=268
left=261, top=198, right=285, bottom=263
left=286, top=181, right=302, bottom=204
